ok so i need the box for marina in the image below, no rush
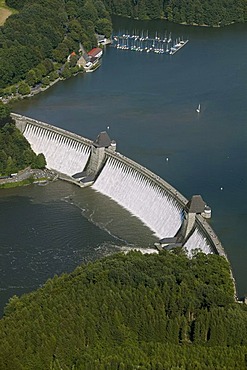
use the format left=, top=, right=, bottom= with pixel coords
left=112, top=31, right=188, bottom=55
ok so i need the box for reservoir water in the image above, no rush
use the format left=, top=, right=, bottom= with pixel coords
left=1, top=17, right=247, bottom=314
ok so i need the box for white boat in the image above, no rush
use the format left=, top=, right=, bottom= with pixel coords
left=196, top=104, right=201, bottom=113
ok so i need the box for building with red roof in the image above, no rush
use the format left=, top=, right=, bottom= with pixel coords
left=87, top=47, right=103, bottom=59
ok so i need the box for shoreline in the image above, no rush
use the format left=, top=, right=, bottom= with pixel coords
left=1, top=74, right=81, bottom=105
left=0, top=41, right=110, bottom=105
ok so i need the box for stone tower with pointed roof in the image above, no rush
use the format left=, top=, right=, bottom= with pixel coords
left=175, top=195, right=210, bottom=243
left=88, top=131, right=116, bottom=175
left=73, top=131, right=116, bottom=186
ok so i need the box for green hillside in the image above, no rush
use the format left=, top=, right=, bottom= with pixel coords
left=0, top=250, right=246, bottom=369
left=0, top=103, right=46, bottom=175
left=0, top=0, right=112, bottom=93
left=104, top=0, right=247, bottom=26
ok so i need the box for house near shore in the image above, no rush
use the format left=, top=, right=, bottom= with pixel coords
left=67, top=51, right=77, bottom=62
left=77, top=46, right=103, bottom=72
left=88, top=47, right=103, bottom=59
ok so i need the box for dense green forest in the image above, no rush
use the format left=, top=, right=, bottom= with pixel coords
left=0, top=102, right=46, bottom=175
left=0, top=0, right=112, bottom=93
left=0, top=250, right=246, bottom=369
left=104, top=0, right=247, bottom=26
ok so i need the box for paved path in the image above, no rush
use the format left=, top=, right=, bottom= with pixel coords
left=0, top=168, right=57, bottom=186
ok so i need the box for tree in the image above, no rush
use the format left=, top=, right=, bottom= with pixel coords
left=137, top=0, right=148, bottom=20
left=69, top=54, right=78, bottom=68
left=60, top=64, right=72, bottom=79
left=0, top=102, right=12, bottom=128
left=95, top=18, right=112, bottom=38
left=5, top=156, right=16, bottom=175
left=66, top=1, right=78, bottom=19
left=26, top=70, right=37, bottom=87
left=18, top=82, right=30, bottom=95
left=5, top=0, right=27, bottom=10
left=0, top=150, right=7, bottom=173
left=33, top=67, right=42, bottom=84
left=82, top=0, right=98, bottom=22
left=52, top=43, right=69, bottom=63
left=49, top=71, right=59, bottom=81
left=32, top=153, right=46, bottom=169
left=42, top=59, right=54, bottom=75
left=41, top=76, right=50, bottom=87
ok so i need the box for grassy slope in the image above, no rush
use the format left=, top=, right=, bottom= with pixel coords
left=0, top=0, right=16, bottom=26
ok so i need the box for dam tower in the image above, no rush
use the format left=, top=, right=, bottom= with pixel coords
left=72, top=131, right=116, bottom=186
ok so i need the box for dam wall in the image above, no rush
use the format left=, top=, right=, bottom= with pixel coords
left=12, top=113, right=92, bottom=177
left=93, top=152, right=184, bottom=239
left=12, top=113, right=226, bottom=258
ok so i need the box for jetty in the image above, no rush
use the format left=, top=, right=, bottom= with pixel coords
left=169, top=39, right=189, bottom=55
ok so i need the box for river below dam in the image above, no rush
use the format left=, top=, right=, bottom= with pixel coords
left=0, top=16, right=246, bottom=314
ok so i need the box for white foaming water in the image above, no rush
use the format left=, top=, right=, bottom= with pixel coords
left=93, top=157, right=183, bottom=239
left=24, top=123, right=90, bottom=175
left=120, top=247, right=159, bottom=254
left=183, top=228, right=212, bottom=256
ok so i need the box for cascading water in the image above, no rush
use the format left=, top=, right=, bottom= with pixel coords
left=24, top=123, right=90, bottom=176
left=93, top=157, right=183, bottom=239
left=93, top=157, right=213, bottom=255
left=183, top=228, right=212, bottom=256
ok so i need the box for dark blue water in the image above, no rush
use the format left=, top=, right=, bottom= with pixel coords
left=1, top=17, right=246, bottom=313
left=0, top=180, right=157, bottom=315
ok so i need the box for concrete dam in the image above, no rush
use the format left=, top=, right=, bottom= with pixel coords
left=12, top=113, right=226, bottom=258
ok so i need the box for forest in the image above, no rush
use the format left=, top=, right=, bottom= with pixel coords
left=0, top=0, right=112, bottom=93
left=0, top=250, right=246, bottom=369
left=0, top=102, right=46, bottom=175
left=103, top=0, right=247, bottom=26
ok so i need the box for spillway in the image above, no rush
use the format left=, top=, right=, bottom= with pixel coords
left=23, top=123, right=90, bottom=176
left=93, top=156, right=183, bottom=239
left=183, top=228, right=212, bottom=256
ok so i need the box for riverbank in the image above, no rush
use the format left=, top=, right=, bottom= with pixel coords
left=0, top=167, right=58, bottom=189
left=0, top=73, right=82, bottom=104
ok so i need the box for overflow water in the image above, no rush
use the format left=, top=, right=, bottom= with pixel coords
left=1, top=17, right=247, bottom=313
left=23, top=123, right=91, bottom=175
left=93, top=156, right=183, bottom=238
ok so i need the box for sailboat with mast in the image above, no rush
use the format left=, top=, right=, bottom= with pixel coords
left=196, top=104, right=201, bottom=113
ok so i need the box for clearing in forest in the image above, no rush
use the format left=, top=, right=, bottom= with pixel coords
left=0, top=0, right=13, bottom=26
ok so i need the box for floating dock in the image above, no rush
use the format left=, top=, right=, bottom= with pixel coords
left=169, top=40, right=189, bottom=55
